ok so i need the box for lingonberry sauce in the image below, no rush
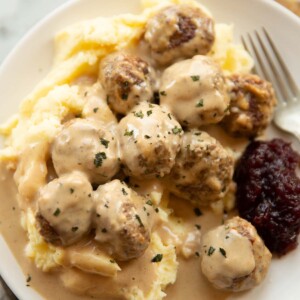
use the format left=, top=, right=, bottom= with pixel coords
left=234, top=139, right=300, bottom=255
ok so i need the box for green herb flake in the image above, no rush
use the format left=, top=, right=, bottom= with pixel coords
left=224, top=106, right=230, bottom=113
left=110, top=259, right=115, bottom=264
left=147, top=110, right=152, bottom=116
left=122, top=188, right=128, bottom=196
left=134, top=111, right=144, bottom=118
left=225, top=235, right=229, bottom=239
left=160, top=91, right=167, bottom=96
left=124, top=129, right=134, bottom=136
left=196, top=99, right=204, bottom=107
left=70, top=188, right=74, bottom=194
left=93, top=107, right=99, bottom=113
left=72, top=226, right=79, bottom=232
left=208, top=246, right=215, bottom=256
left=151, top=254, right=163, bottom=263
left=53, top=208, right=61, bottom=217
left=195, top=252, right=200, bottom=257
left=194, top=207, right=202, bottom=217
left=144, top=135, right=151, bottom=139
left=172, top=126, right=182, bottom=135
left=219, top=247, right=227, bottom=258
left=100, top=138, right=110, bottom=149
left=94, top=152, right=107, bottom=168
left=194, top=132, right=202, bottom=136
left=26, top=275, right=31, bottom=283
left=191, top=75, right=200, bottom=82
left=195, top=224, right=201, bottom=230
left=167, top=113, right=172, bottom=120
left=146, top=200, right=153, bottom=206
left=135, top=214, right=144, bottom=227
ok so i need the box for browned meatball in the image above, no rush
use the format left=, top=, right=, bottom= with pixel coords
left=201, top=217, right=272, bottom=292
left=93, top=180, right=152, bottom=261
left=36, top=172, right=94, bottom=246
left=144, top=4, right=215, bottom=66
left=167, top=130, right=234, bottom=205
left=222, top=74, right=277, bottom=138
left=99, top=52, right=155, bottom=115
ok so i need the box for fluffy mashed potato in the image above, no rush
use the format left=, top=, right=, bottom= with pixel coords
left=0, top=0, right=253, bottom=299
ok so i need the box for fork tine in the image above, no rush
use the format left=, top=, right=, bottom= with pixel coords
left=262, top=27, right=300, bottom=99
left=245, top=33, right=285, bottom=102
left=254, top=30, right=291, bottom=102
left=241, top=36, right=258, bottom=74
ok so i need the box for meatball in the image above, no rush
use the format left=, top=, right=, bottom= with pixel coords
left=222, top=74, right=277, bottom=138
left=52, top=118, right=119, bottom=184
left=144, top=4, right=215, bottom=66
left=118, top=102, right=183, bottom=178
left=160, top=55, right=229, bottom=128
left=99, top=52, right=155, bottom=115
left=201, top=217, right=272, bottom=292
left=93, top=180, right=151, bottom=261
left=36, top=172, right=93, bottom=246
left=167, top=130, right=234, bottom=205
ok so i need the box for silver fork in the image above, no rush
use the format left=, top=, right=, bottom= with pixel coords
left=241, top=28, right=300, bottom=140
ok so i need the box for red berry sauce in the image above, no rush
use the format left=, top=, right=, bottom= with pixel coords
left=234, top=139, right=300, bottom=255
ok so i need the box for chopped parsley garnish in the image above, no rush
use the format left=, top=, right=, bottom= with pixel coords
left=191, top=75, right=200, bottom=82
left=195, top=252, right=200, bottom=257
left=121, top=93, right=128, bottom=100
left=124, top=129, right=134, bottom=136
left=110, top=259, right=115, bottom=264
left=196, top=99, right=204, bottom=107
left=134, top=111, right=144, bottom=118
left=135, top=215, right=144, bottom=227
left=172, top=126, right=182, bottom=135
left=147, top=110, right=153, bottom=116
left=144, top=135, right=151, bottom=139
left=208, top=246, right=215, bottom=256
left=93, top=107, right=99, bottom=113
left=72, top=226, right=79, bottom=232
left=195, top=224, right=201, bottom=230
left=219, top=248, right=227, bottom=258
left=122, top=188, right=128, bottom=196
left=194, top=207, right=202, bottom=217
left=194, top=132, right=202, bottom=136
left=151, top=254, right=163, bottom=263
left=167, top=113, right=172, bottom=120
left=26, top=275, right=31, bottom=283
left=53, top=208, right=61, bottom=217
left=94, top=152, right=107, bottom=168
left=100, top=138, right=110, bottom=148
left=160, top=91, right=167, bottom=96
left=146, top=200, right=153, bottom=206
left=224, top=106, right=230, bottom=113
left=70, top=188, right=74, bottom=194
left=225, top=235, right=229, bottom=239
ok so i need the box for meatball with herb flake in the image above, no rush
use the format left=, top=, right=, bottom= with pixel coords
left=52, top=118, right=119, bottom=185
left=118, top=102, right=183, bottom=178
left=93, top=180, right=152, bottom=261
left=168, top=130, right=234, bottom=205
left=160, top=55, right=229, bottom=128
left=144, top=4, right=215, bottom=66
left=36, top=172, right=93, bottom=246
left=201, top=217, right=271, bottom=292
left=99, top=52, right=156, bottom=115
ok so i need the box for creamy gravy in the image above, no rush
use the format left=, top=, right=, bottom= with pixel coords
left=0, top=162, right=234, bottom=300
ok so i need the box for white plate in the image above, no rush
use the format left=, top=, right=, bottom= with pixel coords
left=0, top=0, right=299, bottom=299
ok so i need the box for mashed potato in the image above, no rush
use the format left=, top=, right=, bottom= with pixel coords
left=0, top=0, right=254, bottom=299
